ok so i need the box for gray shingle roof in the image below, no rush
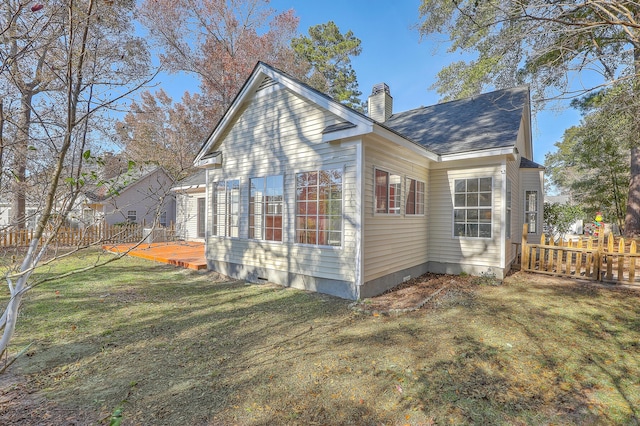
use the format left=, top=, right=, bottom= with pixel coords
left=520, top=157, right=544, bottom=169
left=175, top=169, right=206, bottom=188
left=382, top=86, right=529, bottom=155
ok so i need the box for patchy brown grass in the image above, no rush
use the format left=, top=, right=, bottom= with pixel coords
left=1, top=251, right=639, bottom=425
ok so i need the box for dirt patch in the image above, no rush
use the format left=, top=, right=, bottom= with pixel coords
left=0, top=371, right=97, bottom=425
left=351, top=272, right=479, bottom=314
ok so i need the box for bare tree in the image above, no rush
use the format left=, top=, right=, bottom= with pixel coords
left=0, top=0, right=153, bottom=366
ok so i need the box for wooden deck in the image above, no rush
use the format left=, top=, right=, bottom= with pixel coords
left=103, top=241, right=207, bottom=270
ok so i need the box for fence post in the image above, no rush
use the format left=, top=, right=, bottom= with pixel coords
left=521, top=224, right=529, bottom=270
left=594, top=231, right=605, bottom=281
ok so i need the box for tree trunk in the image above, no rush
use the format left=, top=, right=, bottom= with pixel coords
left=10, top=92, right=33, bottom=230
left=624, top=38, right=640, bottom=237
left=625, top=146, right=640, bottom=237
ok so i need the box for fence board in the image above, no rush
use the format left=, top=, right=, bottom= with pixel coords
left=0, top=222, right=175, bottom=248
left=521, top=224, right=640, bottom=285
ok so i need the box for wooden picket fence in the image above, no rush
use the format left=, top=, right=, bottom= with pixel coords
left=521, top=224, right=640, bottom=285
left=0, top=222, right=175, bottom=248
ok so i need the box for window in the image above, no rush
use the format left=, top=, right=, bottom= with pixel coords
left=26, top=208, right=37, bottom=229
left=159, top=211, right=167, bottom=227
left=405, top=178, right=425, bottom=215
left=453, top=177, right=492, bottom=238
left=249, top=175, right=283, bottom=241
left=506, top=179, right=512, bottom=239
left=127, top=210, right=137, bottom=222
left=525, top=190, right=538, bottom=234
left=197, top=197, right=205, bottom=238
left=375, top=169, right=401, bottom=214
left=296, top=169, right=342, bottom=246
left=212, top=180, right=239, bottom=237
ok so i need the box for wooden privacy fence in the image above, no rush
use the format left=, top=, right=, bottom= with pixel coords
left=0, top=222, right=175, bottom=248
left=521, top=224, right=640, bottom=285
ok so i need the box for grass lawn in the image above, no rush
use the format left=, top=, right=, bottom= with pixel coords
left=1, top=249, right=639, bottom=425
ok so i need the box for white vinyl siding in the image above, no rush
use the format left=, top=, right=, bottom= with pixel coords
left=363, top=141, right=429, bottom=283
left=205, top=85, right=359, bottom=284
left=428, top=163, right=503, bottom=269
left=505, top=157, right=520, bottom=264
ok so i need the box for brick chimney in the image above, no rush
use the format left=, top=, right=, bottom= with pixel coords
left=367, top=83, right=393, bottom=122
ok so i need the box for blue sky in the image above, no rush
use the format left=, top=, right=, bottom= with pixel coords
left=156, top=0, right=583, bottom=164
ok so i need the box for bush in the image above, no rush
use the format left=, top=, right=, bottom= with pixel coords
left=544, top=202, right=584, bottom=237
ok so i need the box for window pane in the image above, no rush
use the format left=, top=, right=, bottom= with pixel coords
left=296, top=169, right=342, bottom=246
left=375, top=169, right=388, bottom=213
left=467, top=193, right=478, bottom=206
left=479, top=177, right=492, bottom=192
left=467, top=178, right=479, bottom=192
left=467, top=209, right=478, bottom=221
left=454, top=209, right=465, bottom=221
left=479, top=224, right=491, bottom=238
left=479, top=192, right=491, bottom=206
left=406, top=179, right=416, bottom=215
left=455, top=179, right=466, bottom=192
left=454, top=223, right=466, bottom=236
left=454, top=194, right=466, bottom=207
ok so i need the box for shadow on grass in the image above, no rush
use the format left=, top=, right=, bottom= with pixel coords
left=6, top=264, right=640, bottom=425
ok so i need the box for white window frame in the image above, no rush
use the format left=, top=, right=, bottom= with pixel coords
left=249, top=175, right=284, bottom=242
left=506, top=179, right=512, bottom=239
left=212, top=179, right=240, bottom=238
left=405, top=177, right=425, bottom=216
left=374, top=167, right=401, bottom=215
left=295, top=169, right=343, bottom=247
left=453, top=177, right=493, bottom=239
left=127, top=210, right=137, bottom=222
left=525, top=190, right=539, bottom=234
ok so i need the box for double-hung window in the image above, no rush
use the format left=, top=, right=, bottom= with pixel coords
left=212, top=179, right=239, bottom=237
left=249, top=175, right=283, bottom=241
left=453, top=177, right=492, bottom=238
left=525, top=190, right=538, bottom=234
left=127, top=210, right=137, bottom=223
left=375, top=169, right=401, bottom=214
left=506, top=179, right=512, bottom=239
left=296, top=169, right=342, bottom=246
left=405, top=178, right=425, bottom=215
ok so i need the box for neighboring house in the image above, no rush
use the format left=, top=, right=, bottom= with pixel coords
left=81, top=166, right=176, bottom=227
left=172, top=169, right=207, bottom=241
left=0, top=200, right=44, bottom=231
left=193, top=62, right=544, bottom=300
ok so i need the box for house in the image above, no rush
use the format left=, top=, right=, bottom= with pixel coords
left=172, top=169, right=207, bottom=241
left=81, top=165, right=176, bottom=227
left=0, top=201, right=41, bottom=230
left=193, top=62, right=544, bottom=300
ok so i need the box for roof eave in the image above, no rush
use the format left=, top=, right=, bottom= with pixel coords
left=439, top=146, right=518, bottom=162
